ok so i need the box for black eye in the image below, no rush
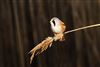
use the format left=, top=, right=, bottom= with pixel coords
left=52, top=20, right=56, bottom=26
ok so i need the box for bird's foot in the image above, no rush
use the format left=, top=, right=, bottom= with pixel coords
left=53, top=33, right=64, bottom=41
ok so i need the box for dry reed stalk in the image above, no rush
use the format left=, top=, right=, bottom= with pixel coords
left=29, top=37, right=53, bottom=63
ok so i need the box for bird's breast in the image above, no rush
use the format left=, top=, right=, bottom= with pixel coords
left=51, top=25, right=62, bottom=33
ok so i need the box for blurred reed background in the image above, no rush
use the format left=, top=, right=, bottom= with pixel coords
left=0, top=0, right=100, bottom=67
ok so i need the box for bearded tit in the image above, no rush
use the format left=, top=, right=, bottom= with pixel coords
left=50, top=17, right=66, bottom=41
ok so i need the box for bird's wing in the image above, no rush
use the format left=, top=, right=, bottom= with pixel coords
left=60, top=22, right=66, bottom=33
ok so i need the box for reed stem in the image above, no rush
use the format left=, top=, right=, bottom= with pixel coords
left=64, top=24, right=100, bottom=34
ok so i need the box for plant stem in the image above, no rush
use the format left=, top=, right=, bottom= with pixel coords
left=64, top=24, right=100, bottom=34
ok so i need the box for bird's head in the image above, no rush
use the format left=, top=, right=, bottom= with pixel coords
left=50, top=17, right=61, bottom=27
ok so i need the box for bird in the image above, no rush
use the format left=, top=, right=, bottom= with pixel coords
left=29, top=17, right=66, bottom=64
left=50, top=17, right=66, bottom=41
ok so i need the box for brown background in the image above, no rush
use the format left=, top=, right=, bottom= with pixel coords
left=0, top=0, right=100, bottom=67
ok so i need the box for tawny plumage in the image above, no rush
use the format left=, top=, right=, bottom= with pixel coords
left=29, top=17, right=66, bottom=64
